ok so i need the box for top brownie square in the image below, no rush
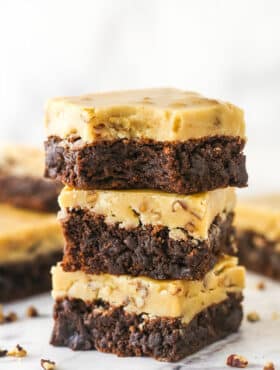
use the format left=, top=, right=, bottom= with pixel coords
left=44, top=88, right=247, bottom=193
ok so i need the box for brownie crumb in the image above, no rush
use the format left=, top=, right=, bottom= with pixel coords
left=257, top=281, right=266, bottom=290
left=41, top=359, right=56, bottom=369
left=227, top=354, right=248, bottom=368
left=8, top=344, right=27, bottom=358
left=263, top=362, right=275, bottom=370
left=26, top=306, right=39, bottom=318
left=246, top=311, right=260, bottom=322
left=0, top=349, right=8, bottom=357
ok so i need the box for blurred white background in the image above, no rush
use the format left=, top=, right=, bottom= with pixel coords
left=0, top=0, right=279, bottom=194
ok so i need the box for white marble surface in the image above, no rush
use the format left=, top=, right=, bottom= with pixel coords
left=1, top=272, right=280, bottom=370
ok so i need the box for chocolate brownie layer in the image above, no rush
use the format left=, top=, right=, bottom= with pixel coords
left=45, top=136, right=247, bottom=194
left=237, top=230, right=280, bottom=280
left=0, top=175, right=62, bottom=212
left=61, top=210, right=236, bottom=280
left=0, top=251, right=62, bottom=302
left=50, top=293, right=243, bottom=362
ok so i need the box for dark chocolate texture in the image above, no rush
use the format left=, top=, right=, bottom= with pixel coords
left=45, top=136, right=247, bottom=194
left=61, top=210, right=236, bottom=280
left=50, top=293, right=243, bottom=362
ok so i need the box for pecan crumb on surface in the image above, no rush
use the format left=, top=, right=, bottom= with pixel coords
left=0, top=349, right=8, bottom=357
left=5, top=311, right=18, bottom=323
left=257, top=281, right=266, bottom=290
left=246, top=311, right=260, bottom=322
left=8, top=344, right=27, bottom=358
left=41, top=359, right=56, bottom=369
left=0, top=309, right=18, bottom=324
left=26, top=306, right=39, bottom=318
left=226, top=354, right=248, bottom=368
left=263, top=362, right=275, bottom=370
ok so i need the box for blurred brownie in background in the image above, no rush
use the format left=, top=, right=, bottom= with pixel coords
left=0, top=204, right=63, bottom=302
left=0, top=144, right=63, bottom=301
left=0, top=145, right=62, bottom=212
left=235, top=195, right=280, bottom=280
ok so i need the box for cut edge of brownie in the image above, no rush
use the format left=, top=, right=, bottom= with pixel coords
left=45, top=135, right=247, bottom=194
left=0, top=250, right=62, bottom=302
left=50, top=292, right=243, bottom=362
left=237, top=229, right=280, bottom=280
left=0, top=175, right=62, bottom=212
left=61, top=210, right=236, bottom=280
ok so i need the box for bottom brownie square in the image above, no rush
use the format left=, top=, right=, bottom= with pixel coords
left=50, top=257, right=244, bottom=361
left=51, top=294, right=243, bottom=362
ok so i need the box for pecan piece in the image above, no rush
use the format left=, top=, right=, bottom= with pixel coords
left=8, top=344, right=27, bottom=358
left=26, top=306, right=39, bottom=318
left=256, top=281, right=266, bottom=290
left=263, top=362, right=275, bottom=370
left=226, top=354, right=248, bottom=368
left=41, top=359, right=56, bottom=369
left=246, top=311, right=260, bottom=322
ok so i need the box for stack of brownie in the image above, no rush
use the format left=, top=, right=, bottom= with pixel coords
left=45, top=88, right=248, bottom=361
left=0, top=145, right=63, bottom=302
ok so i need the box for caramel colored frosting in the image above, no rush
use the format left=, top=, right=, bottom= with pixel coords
left=235, top=195, right=280, bottom=241
left=0, top=145, right=45, bottom=177
left=0, top=205, right=63, bottom=263
left=52, top=256, right=245, bottom=324
left=59, top=187, right=236, bottom=241
left=45, top=88, right=245, bottom=143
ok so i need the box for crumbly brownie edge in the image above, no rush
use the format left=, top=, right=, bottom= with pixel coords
left=0, top=250, right=62, bottom=302
left=45, top=136, right=247, bottom=193
left=237, top=230, right=280, bottom=280
left=61, top=210, right=236, bottom=280
left=0, top=175, right=62, bottom=212
left=50, top=293, right=243, bottom=362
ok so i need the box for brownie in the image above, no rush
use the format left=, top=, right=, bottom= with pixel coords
left=50, top=293, right=243, bottom=362
left=0, top=175, right=62, bottom=212
left=61, top=210, right=236, bottom=280
left=45, top=136, right=247, bottom=194
left=237, top=230, right=280, bottom=281
left=0, top=250, right=62, bottom=302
